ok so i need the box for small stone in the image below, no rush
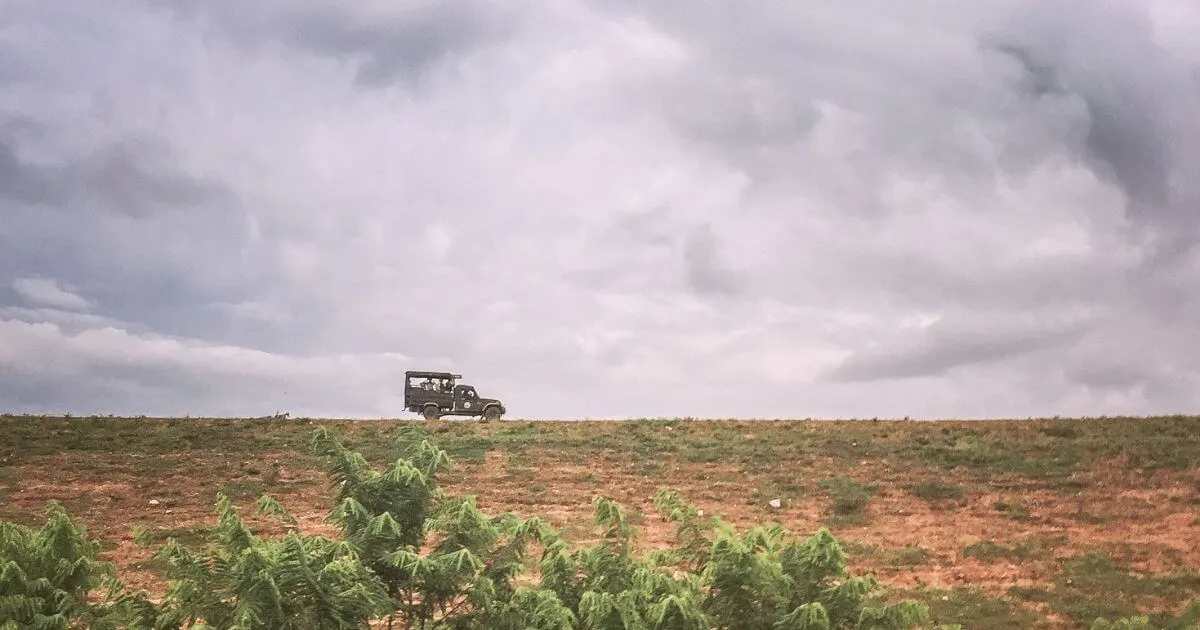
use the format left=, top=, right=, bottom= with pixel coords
left=148, top=499, right=160, bottom=506
left=769, top=499, right=782, bottom=509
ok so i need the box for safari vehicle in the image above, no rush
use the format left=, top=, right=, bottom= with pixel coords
left=403, top=370, right=507, bottom=421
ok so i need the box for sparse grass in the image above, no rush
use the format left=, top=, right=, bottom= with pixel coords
left=841, top=541, right=934, bottom=567
left=900, top=587, right=1046, bottom=629
left=992, top=498, right=1033, bottom=521
left=1009, top=552, right=1200, bottom=627
left=0, top=464, right=19, bottom=505
left=910, top=480, right=965, bottom=502
left=219, top=479, right=271, bottom=499
left=963, top=535, right=1066, bottom=564
left=433, top=434, right=494, bottom=463
left=133, top=524, right=214, bottom=548
left=877, top=544, right=933, bottom=568
left=818, top=476, right=876, bottom=516
left=3, top=415, right=1198, bottom=473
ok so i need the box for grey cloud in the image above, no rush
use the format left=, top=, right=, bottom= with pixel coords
left=159, top=0, right=521, bottom=87
left=0, top=139, right=70, bottom=206
left=984, top=8, right=1200, bottom=257
left=82, top=142, right=229, bottom=217
left=12, top=278, right=91, bottom=312
left=1067, top=363, right=1149, bottom=393
left=988, top=36, right=1174, bottom=212
left=989, top=43, right=1067, bottom=98
left=291, top=5, right=517, bottom=87
left=614, top=1, right=1199, bottom=240
left=0, top=131, right=228, bottom=216
left=0, top=318, right=412, bottom=417
left=825, top=315, right=1094, bottom=383
left=683, top=224, right=742, bottom=296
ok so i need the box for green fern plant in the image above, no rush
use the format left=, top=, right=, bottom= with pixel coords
left=310, top=425, right=561, bottom=629
left=655, top=489, right=928, bottom=630
left=136, top=493, right=391, bottom=629
left=0, top=501, right=128, bottom=629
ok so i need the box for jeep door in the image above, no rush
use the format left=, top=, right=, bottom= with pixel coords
left=453, top=386, right=479, bottom=413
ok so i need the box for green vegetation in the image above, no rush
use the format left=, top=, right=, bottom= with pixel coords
left=0, top=502, right=127, bottom=629
left=904, top=587, right=1045, bottom=629
left=1090, top=602, right=1200, bottom=629
left=818, top=477, right=877, bottom=516
left=991, top=498, right=1033, bottom=521
left=2, top=413, right=1198, bottom=628
left=1008, top=552, right=1200, bottom=629
left=909, top=481, right=964, bottom=502
left=2, top=424, right=933, bottom=629
left=3, top=414, right=1199, bottom=475
left=962, top=535, right=1066, bottom=564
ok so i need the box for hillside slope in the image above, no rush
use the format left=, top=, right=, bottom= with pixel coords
left=1, top=414, right=1198, bottom=628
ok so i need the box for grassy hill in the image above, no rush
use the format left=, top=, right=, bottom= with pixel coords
left=1, top=414, right=1198, bottom=628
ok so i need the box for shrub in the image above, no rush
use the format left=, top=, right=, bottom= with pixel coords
left=0, top=502, right=129, bottom=628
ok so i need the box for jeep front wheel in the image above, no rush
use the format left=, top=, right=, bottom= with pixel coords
left=482, top=406, right=501, bottom=422
left=422, top=405, right=440, bottom=421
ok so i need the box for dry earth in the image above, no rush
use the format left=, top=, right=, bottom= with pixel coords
left=2, top=415, right=1198, bottom=628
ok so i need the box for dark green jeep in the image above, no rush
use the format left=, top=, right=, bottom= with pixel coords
left=403, top=370, right=507, bottom=421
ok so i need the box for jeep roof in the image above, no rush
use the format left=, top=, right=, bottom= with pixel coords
left=404, top=370, right=462, bottom=380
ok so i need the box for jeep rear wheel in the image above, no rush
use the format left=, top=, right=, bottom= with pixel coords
left=422, top=405, right=440, bottom=421
left=482, top=406, right=501, bottom=422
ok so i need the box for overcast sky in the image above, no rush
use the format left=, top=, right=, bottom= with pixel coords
left=1, top=1, right=1198, bottom=419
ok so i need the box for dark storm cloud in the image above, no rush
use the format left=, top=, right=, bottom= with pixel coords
left=986, top=36, right=1178, bottom=215
left=987, top=7, right=1200, bottom=261
left=158, top=0, right=520, bottom=87
left=287, top=4, right=517, bottom=87
left=0, top=129, right=228, bottom=216
left=989, top=43, right=1067, bottom=98
left=606, top=1, right=1199, bottom=235
left=826, top=316, right=1093, bottom=383
left=0, top=139, right=70, bottom=206
left=82, top=142, right=230, bottom=217
left=0, top=118, right=258, bottom=352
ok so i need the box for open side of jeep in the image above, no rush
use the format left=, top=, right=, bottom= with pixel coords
left=403, top=370, right=506, bottom=421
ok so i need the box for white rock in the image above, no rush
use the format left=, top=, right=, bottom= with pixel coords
left=768, top=499, right=782, bottom=509
left=148, top=499, right=160, bottom=506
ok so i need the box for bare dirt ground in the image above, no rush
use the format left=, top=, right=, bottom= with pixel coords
left=2, top=416, right=1198, bottom=628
